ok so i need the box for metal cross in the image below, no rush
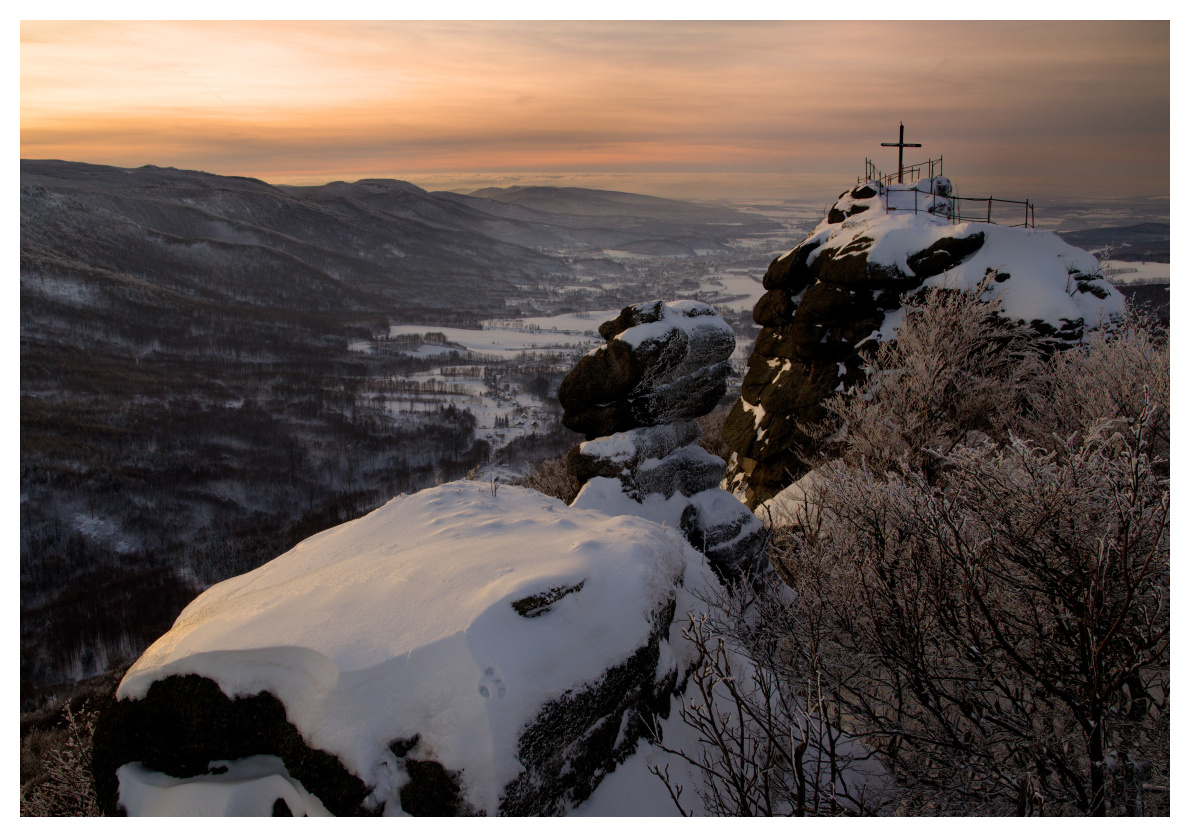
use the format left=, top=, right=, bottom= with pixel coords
left=881, top=123, right=922, bottom=184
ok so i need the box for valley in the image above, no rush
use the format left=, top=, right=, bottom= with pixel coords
left=19, top=160, right=1166, bottom=708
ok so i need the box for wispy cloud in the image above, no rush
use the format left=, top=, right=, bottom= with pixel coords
left=20, top=21, right=1169, bottom=199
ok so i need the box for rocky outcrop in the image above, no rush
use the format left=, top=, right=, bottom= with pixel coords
left=558, top=300, right=735, bottom=439
left=723, top=176, right=1126, bottom=507
left=92, top=483, right=716, bottom=816
left=562, top=300, right=765, bottom=580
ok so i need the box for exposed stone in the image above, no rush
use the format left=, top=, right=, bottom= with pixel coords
left=510, top=581, right=587, bottom=618
left=569, top=420, right=703, bottom=483
left=634, top=445, right=727, bottom=501
left=679, top=491, right=767, bottom=580
left=905, top=232, right=986, bottom=278
left=558, top=300, right=735, bottom=438
left=91, top=674, right=373, bottom=817
left=566, top=420, right=724, bottom=500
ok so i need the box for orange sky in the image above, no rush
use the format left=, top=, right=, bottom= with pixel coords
left=20, top=20, right=1170, bottom=200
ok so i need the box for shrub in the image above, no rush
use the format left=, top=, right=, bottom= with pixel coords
left=519, top=455, right=580, bottom=504
left=666, top=290, right=1170, bottom=815
left=20, top=703, right=100, bottom=816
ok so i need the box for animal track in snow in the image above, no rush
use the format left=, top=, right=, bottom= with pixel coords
left=478, top=666, right=507, bottom=699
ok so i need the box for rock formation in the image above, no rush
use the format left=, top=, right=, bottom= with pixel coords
left=559, top=300, right=765, bottom=580
left=92, top=482, right=720, bottom=816
left=723, top=176, right=1126, bottom=507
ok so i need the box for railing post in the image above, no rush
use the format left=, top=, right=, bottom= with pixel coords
left=988, top=198, right=992, bottom=223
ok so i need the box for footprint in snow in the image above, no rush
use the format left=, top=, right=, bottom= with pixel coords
left=478, top=666, right=507, bottom=699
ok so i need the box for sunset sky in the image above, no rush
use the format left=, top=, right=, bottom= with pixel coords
left=20, top=20, right=1170, bottom=202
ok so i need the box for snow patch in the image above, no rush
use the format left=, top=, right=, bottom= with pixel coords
left=117, top=756, right=332, bottom=817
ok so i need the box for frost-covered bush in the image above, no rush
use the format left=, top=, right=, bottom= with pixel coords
left=677, top=294, right=1169, bottom=816
left=519, top=454, right=579, bottom=504
left=820, top=279, right=1044, bottom=479
left=1023, top=311, right=1169, bottom=466
left=20, top=703, right=100, bottom=817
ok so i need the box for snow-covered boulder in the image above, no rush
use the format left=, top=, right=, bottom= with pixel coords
left=568, top=420, right=725, bottom=501
left=557, top=301, right=765, bottom=580
left=571, top=478, right=765, bottom=582
left=92, top=482, right=719, bottom=816
left=558, top=299, right=734, bottom=439
left=724, top=176, right=1127, bottom=506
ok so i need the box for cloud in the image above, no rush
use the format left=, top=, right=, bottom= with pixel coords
left=20, top=21, right=1168, bottom=199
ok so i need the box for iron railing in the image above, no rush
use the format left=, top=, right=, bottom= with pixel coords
left=863, top=156, right=943, bottom=186
left=881, top=183, right=1035, bottom=228
left=858, top=155, right=1034, bottom=227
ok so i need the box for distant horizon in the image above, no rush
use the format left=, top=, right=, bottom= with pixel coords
left=21, top=157, right=1172, bottom=211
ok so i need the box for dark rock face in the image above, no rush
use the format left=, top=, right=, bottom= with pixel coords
left=499, top=599, right=679, bottom=815
left=722, top=179, right=990, bottom=507
left=559, top=300, right=734, bottom=439
left=91, top=674, right=372, bottom=816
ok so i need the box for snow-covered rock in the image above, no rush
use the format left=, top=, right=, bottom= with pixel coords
left=724, top=176, right=1127, bottom=506
left=93, top=481, right=721, bottom=816
left=558, top=299, right=735, bottom=439
left=569, top=420, right=725, bottom=501
left=557, top=301, right=766, bottom=580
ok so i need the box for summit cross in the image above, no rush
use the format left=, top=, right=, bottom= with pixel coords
left=881, top=122, right=922, bottom=184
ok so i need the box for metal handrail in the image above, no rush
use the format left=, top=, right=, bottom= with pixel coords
left=880, top=183, right=1035, bottom=228
left=863, top=156, right=943, bottom=186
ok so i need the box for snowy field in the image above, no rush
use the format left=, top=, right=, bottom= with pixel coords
left=389, top=309, right=615, bottom=360
left=697, top=269, right=767, bottom=312
left=1100, top=260, right=1170, bottom=285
